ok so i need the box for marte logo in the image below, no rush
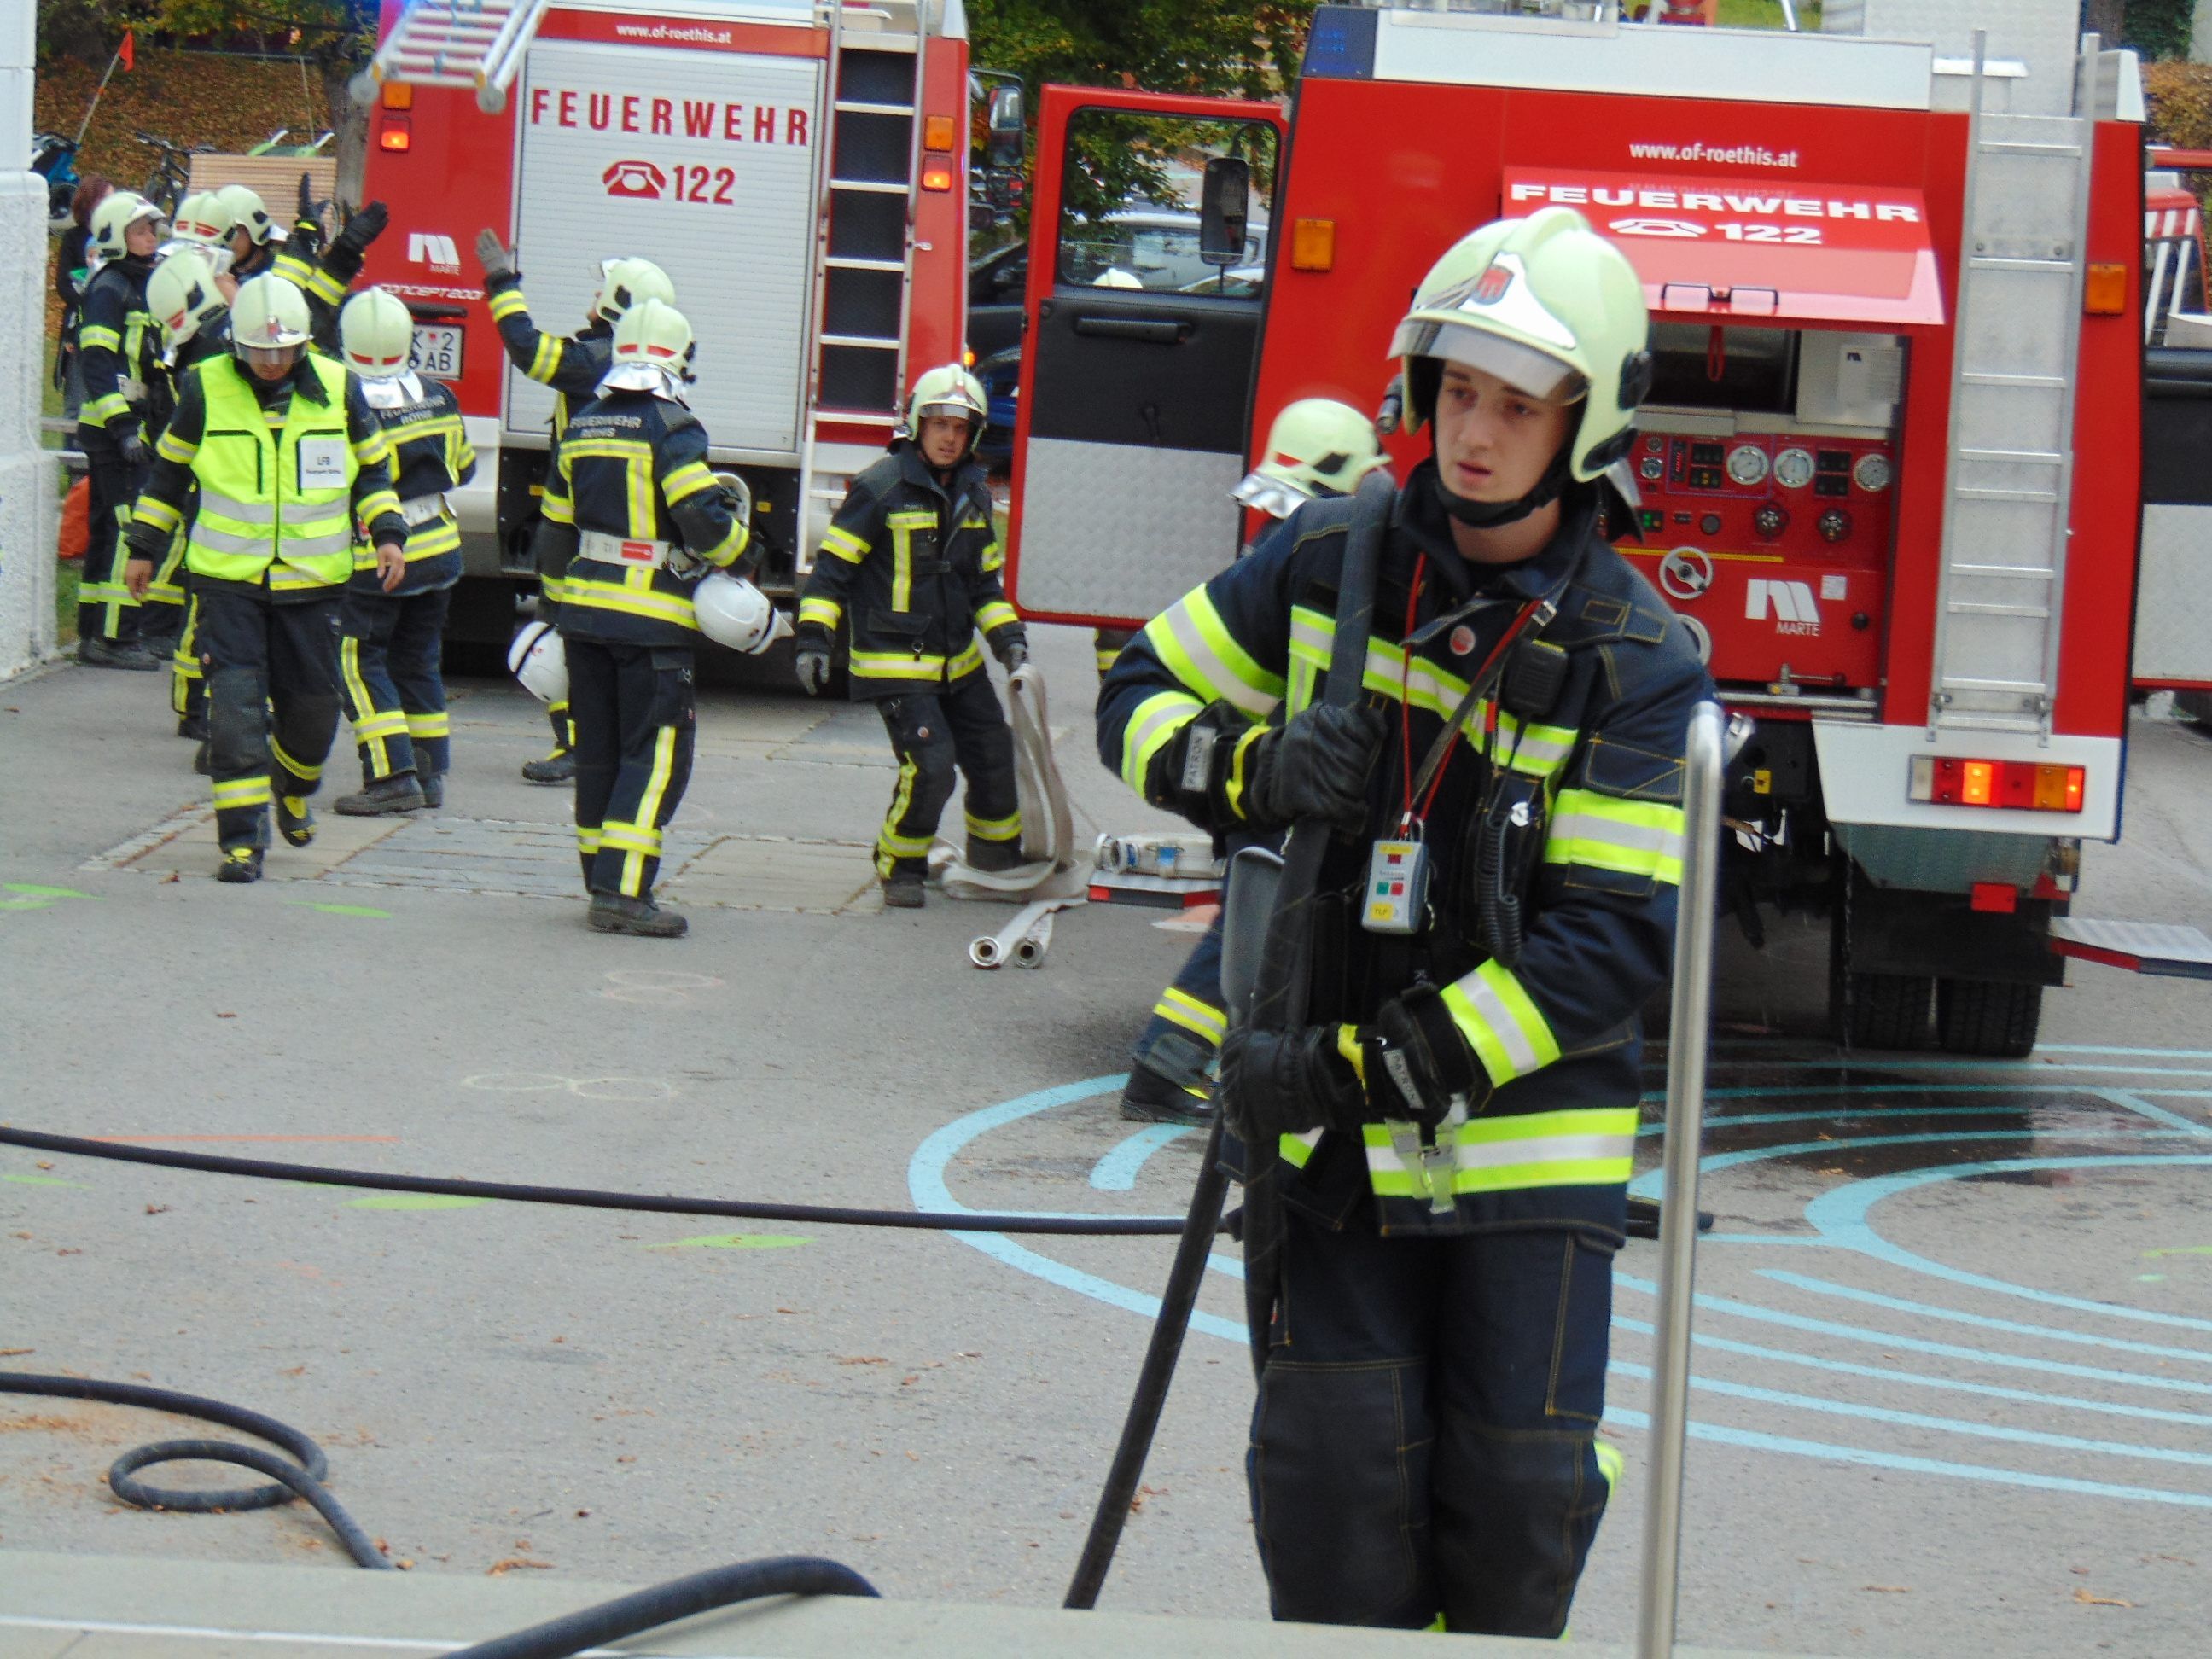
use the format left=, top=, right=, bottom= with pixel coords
left=1746, top=578, right=1821, bottom=635
left=407, top=232, right=460, bottom=272
left=602, top=159, right=667, bottom=200
left=1609, top=217, right=1706, bottom=239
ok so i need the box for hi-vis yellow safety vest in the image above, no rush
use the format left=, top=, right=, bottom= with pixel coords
left=186, top=356, right=359, bottom=591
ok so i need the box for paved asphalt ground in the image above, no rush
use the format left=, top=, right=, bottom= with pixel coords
left=3, top=624, right=2209, bottom=1656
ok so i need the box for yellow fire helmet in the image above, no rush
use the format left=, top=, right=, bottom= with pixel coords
left=1389, top=206, right=1651, bottom=484
left=905, top=362, right=988, bottom=456
left=1235, top=398, right=1392, bottom=518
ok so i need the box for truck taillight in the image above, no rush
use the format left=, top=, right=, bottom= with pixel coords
left=1909, top=755, right=2084, bottom=812
left=921, top=154, right=954, bottom=192
left=379, top=116, right=411, bottom=153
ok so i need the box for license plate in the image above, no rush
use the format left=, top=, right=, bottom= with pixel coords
left=410, top=324, right=463, bottom=381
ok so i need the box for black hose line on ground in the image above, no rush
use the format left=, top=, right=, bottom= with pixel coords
left=445, top=1556, right=880, bottom=1659
left=0, top=1372, right=388, bottom=1568
left=0, top=1125, right=1203, bottom=1237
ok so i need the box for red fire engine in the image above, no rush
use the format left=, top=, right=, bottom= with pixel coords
left=1006, top=0, right=2147, bottom=1056
left=355, top=0, right=982, bottom=638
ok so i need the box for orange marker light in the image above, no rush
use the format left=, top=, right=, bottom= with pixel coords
left=923, top=114, right=957, bottom=151
left=379, top=116, right=412, bottom=153
left=381, top=81, right=414, bottom=111
left=1291, top=218, right=1336, bottom=272
left=920, top=158, right=954, bottom=192
left=2083, top=263, right=2128, bottom=316
left=1960, top=760, right=1994, bottom=806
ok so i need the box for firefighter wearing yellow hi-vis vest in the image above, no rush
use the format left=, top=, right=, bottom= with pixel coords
left=125, top=274, right=408, bottom=884
left=1097, top=209, right=1708, bottom=1636
left=534, top=297, right=752, bottom=939
left=331, top=287, right=478, bottom=818
left=477, top=228, right=676, bottom=787
left=793, top=364, right=1027, bottom=910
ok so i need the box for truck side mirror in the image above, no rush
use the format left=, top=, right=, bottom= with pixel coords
left=986, top=85, right=1024, bottom=170
left=1199, top=156, right=1250, bottom=268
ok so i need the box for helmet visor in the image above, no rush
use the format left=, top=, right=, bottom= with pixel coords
left=1233, top=472, right=1310, bottom=520
left=237, top=341, right=300, bottom=372
left=1390, top=317, right=1587, bottom=406
left=915, top=398, right=983, bottom=427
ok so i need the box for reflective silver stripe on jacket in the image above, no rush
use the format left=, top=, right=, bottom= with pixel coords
left=579, top=528, right=672, bottom=570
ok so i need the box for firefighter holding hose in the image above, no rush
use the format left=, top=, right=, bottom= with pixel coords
left=1096, top=207, right=1708, bottom=1635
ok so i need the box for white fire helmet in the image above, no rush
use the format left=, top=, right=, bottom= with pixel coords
left=168, top=191, right=236, bottom=268
left=90, top=191, right=165, bottom=260
left=693, top=574, right=792, bottom=656
left=1233, top=398, right=1393, bottom=518
left=216, top=183, right=286, bottom=247
left=592, top=255, right=675, bottom=323
left=339, top=287, right=416, bottom=380
left=146, top=248, right=229, bottom=348
left=508, top=620, right=568, bottom=704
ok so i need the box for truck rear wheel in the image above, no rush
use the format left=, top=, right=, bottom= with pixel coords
left=1831, top=969, right=1933, bottom=1051
left=1935, top=978, right=2043, bottom=1058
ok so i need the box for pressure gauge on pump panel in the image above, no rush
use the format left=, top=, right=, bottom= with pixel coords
left=1773, top=447, right=1817, bottom=490
left=1853, top=451, right=1894, bottom=493
left=1725, top=444, right=1769, bottom=487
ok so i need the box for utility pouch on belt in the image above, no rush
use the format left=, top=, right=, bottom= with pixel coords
left=1470, top=770, right=1547, bottom=967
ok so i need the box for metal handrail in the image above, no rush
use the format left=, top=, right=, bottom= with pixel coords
left=1634, top=698, right=1724, bottom=1659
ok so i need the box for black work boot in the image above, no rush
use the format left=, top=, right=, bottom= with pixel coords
left=881, top=870, right=926, bottom=910
left=522, top=750, right=576, bottom=785
left=78, top=636, right=161, bottom=671
left=587, top=893, right=688, bottom=938
left=965, top=835, right=1029, bottom=874
left=275, top=795, right=317, bottom=847
left=193, top=740, right=212, bottom=777
left=215, top=847, right=265, bottom=883
left=335, top=773, right=426, bottom=816
left=177, top=712, right=207, bottom=742
left=416, top=768, right=445, bottom=809
left=1119, top=1062, right=1215, bottom=1127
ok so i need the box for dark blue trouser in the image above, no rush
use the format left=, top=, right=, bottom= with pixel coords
left=568, top=637, right=696, bottom=900
left=1249, top=1207, right=1618, bottom=1634
left=341, top=585, right=453, bottom=783
left=1129, top=917, right=1227, bottom=1085
left=196, top=586, right=343, bottom=853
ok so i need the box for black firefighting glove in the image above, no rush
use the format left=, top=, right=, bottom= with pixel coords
left=1219, top=1023, right=1367, bottom=1146
left=1371, top=986, right=1488, bottom=1126
left=474, top=229, right=519, bottom=283
left=117, top=429, right=147, bottom=471
left=794, top=626, right=833, bottom=696
left=992, top=631, right=1028, bottom=673
left=1245, top=701, right=1386, bottom=835
left=332, top=200, right=389, bottom=260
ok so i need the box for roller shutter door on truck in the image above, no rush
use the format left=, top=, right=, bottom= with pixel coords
left=509, top=38, right=822, bottom=455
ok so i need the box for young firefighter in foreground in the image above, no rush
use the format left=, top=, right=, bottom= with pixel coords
left=124, top=275, right=407, bottom=884
left=1097, top=207, right=1708, bottom=1635
left=534, top=298, right=750, bottom=938
left=792, top=364, right=1028, bottom=908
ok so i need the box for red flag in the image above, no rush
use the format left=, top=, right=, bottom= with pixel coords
left=119, top=32, right=135, bottom=72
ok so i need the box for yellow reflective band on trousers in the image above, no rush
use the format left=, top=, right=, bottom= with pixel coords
left=876, top=752, right=928, bottom=876
left=1143, top=590, right=1285, bottom=718
left=965, top=807, right=1021, bottom=842
left=212, top=776, right=271, bottom=812
left=186, top=358, right=358, bottom=589
left=1155, top=987, right=1226, bottom=1047
left=1359, top=1106, right=1639, bottom=1196
left=270, top=736, right=323, bottom=786
left=576, top=824, right=604, bottom=855
left=1596, top=1439, right=1624, bottom=1496
left=405, top=711, right=450, bottom=739
left=885, top=509, right=936, bottom=612
left=1441, top=958, right=1561, bottom=1089
left=1287, top=606, right=1579, bottom=779
left=1545, top=789, right=1686, bottom=885
left=847, top=637, right=986, bottom=683
left=1119, top=689, right=1204, bottom=792
left=608, top=725, right=679, bottom=899
left=341, top=637, right=407, bottom=773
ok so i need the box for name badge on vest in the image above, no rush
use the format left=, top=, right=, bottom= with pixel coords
left=297, top=437, right=349, bottom=492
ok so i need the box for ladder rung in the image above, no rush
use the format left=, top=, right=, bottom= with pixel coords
left=1941, top=677, right=2049, bottom=693
left=1955, top=487, right=2061, bottom=504
left=814, top=410, right=902, bottom=428
left=835, top=101, right=915, bottom=116
left=1946, top=603, right=2052, bottom=620
left=1963, top=372, right=2068, bottom=388
left=1967, top=256, right=2073, bottom=272
left=830, top=179, right=909, bottom=195
left=819, top=334, right=901, bottom=350
left=824, top=256, right=905, bottom=272
left=1951, top=563, right=2055, bottom=579
left=1960, top=449, right=2063, bottom=465
left=1979, top=140, right=2083, bottom=157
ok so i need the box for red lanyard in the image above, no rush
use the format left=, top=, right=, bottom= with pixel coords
left=1396, top=555, right=1549, bottom=834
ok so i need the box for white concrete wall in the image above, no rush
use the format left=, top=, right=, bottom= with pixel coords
left=2195, top=2, right=2212, bottom=65
left=0, top=3, right=54, bottom=681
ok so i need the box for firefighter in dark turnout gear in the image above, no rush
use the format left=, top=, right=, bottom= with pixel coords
left=125, top=275, right=407, bottom=884
left=75, top=191, right=169, bottom=668
left=1096, top=210, right=1707, bottom=1636
left=1117, top=399, right=1393, bottom=1129
left=141, top=247, right=234, bottom=744
left=331, top=288, right=478, bottom=817
left=534, top=297, right=748, bottom=938
left=793, top=364, right=1027, bottom=909
left=478, top=230, right=677, bottom=786
left=218, top=184, right=389, bottom=347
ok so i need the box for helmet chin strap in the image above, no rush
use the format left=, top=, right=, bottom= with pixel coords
left=1430, top=438, right=1573, bottom=530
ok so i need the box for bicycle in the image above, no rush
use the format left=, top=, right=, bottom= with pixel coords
left=132, top=130, right=212, bottom=217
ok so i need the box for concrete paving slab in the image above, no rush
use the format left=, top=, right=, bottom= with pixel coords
left=96, top=807, right=412, bottom=880
left=663, top=837, right=878, bottom=915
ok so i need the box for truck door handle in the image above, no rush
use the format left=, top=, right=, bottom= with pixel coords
left=1072, top=316, right=1190, bottom=344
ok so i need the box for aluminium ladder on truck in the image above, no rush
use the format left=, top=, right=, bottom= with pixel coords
left=363, top=0, right=554, bottom=111
left=1924, top=31, right=2100, bottom=741
left=794, top=0, right=932, bottom=591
